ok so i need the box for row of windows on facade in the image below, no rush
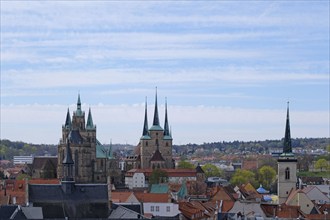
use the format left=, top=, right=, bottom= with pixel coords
left=150, top=206, right=171, bottom=212
left=145, top=140, right=170, bottom=147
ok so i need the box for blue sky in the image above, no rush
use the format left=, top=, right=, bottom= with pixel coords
left=1, top=1, right=329, bottom=145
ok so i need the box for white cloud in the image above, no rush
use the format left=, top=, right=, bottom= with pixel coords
left=1, top=103, right=328, bottom=145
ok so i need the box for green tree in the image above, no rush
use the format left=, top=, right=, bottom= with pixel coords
left=315, top=158, right=329, bottom=172
left=202, top=163, right=222, bottom=178
left=149, top=169, right=168, bottom=184
left=177, top=160, right=195, bottom=169
left=258, top=165, right=276, bottom=189
left=230, top=169, right=256, bottom=187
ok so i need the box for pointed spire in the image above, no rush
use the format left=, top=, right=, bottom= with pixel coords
left=64, top=108, right=72, bottom=129
left=142, top=97, right=149, bottom=137
left=77, top=93, right=81, bottom=111
left=164, top=97, right=170, bottom=137
left=76, top=93, right=83, bottom=116
left=153, top=87, right=160, bottom=126
left=63, top=138, right=74, bottom=165
left=86, top=107, right=95, bottom=130
left=283, top=102, right=292, bottom=154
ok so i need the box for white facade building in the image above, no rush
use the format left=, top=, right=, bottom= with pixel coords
left=143, top=202, right=180, bottom=217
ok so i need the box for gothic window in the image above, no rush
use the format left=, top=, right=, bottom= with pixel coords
left=156, top=139, right=159, bottom=146
left=285, top=167, right=290, bottom=180
left=146, top=141, right=148, bottom=146
left=75, top=150, right=79, bottom=177
left=166, top=142, right=168, bottom=147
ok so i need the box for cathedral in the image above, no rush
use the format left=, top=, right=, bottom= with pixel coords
left=57, top=94, right=119, bottom=183
left=128, top=90, right=175, bottom=170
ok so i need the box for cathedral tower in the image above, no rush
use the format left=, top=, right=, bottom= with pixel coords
left=57, top=94, right=118, bottom=183
left=139, top=89, right=174, bottom=169
left=277, top=102, right=297, bottom=204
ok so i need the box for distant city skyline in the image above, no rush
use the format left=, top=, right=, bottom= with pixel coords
left=1, top=1, right=329, bottom=145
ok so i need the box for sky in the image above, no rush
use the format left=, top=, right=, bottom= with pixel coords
left=1, top=1, right=329, bottom=145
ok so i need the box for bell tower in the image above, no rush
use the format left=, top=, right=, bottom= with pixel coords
left=277, top=102, right=297, bottom=204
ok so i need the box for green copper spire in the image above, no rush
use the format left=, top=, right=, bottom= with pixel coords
left=153, top=87, right=160, bottom=126
left=76, top=93, right=83, bottom=116
left=64, top=108, right=72, bottom=129
left=283, top=102, right=292, bottom=154
left=142, top=97, right=150, bottom=137
left=163, top=98, right=171, bottom=137
left=86, top=107, right=95, bottom=130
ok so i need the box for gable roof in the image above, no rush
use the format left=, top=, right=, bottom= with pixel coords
left=150, top=184, right=169, bottom=193
left=111, top=191, right=139, bottom=203
left=135, top=192, right=169, bottom=203
left=150, top=149, right=165, bottom=162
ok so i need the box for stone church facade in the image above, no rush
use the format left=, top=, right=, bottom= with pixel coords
left=131, top=90, right=175, bottom=169
left=57, top=95, right=119, bottom=184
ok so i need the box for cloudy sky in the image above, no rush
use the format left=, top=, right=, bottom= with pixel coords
left=1, top=1, right=329, bottom=145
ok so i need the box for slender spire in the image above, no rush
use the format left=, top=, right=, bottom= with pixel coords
left=283, top=102, right=292, bottom=153
left=152, top=87, right=160, bottom=126
left=164, top=97, right=170, bottom=137
left=142, top=97, right=149, bottom=137
left=63, top=139, right=74, bottom=165
left=86, top=107, right=94, bottom=130
left=76, top=93, right=83, bottom=116
left=64, top=108, right=72, bottom=129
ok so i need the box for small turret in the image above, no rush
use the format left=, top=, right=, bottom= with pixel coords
left=86, top=107, right=95, bottom=130
left=64, top=108, right=72, bottom=129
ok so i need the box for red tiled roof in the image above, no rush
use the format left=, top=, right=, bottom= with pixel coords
left=111, top=191, right=133, bottom=203
left=126, top=168, right=196, bottom=177
left=135, top=192, right=169, bottom=203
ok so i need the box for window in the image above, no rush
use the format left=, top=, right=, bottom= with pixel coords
left=151, top=206, right=154, bottom=212
left=146, top=141, right=148, bottom=146
left=285, top=167, right=290, bottom=180
left=166, top=206, right=170, bottom=212
left=156, top=206, right=159, bottom=212
left=166, top=142, right=168, bottom=147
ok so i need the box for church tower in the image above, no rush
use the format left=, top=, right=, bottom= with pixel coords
left=277, top=102, right=297, bottom=204
left=139, top=89, right=174, bottom=169
left=58, top=94, right=97, bottom=183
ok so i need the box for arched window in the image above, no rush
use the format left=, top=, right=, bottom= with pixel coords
left=146, top=141, right=148, bottom=146
left=285, top=167, right=290, bottom=180
left=156, top=139, right=159, bottom=146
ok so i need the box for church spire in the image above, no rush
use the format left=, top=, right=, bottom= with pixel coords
left=76, top=93, right=83, bottom=116
left=62, top=138, right=74, bottom=181
left=64, top=108, right=72, bottom=129
left=152, top=87, right=160, bottom=126
left=164, top=97, right=170, bottom=137
left=86, top=107, right=95, bottom=130
left=142, top=97, right=149, bottom=137
left=283, top=102, right=292, bottom=154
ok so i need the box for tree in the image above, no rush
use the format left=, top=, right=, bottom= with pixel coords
left=202, top=163, right=222, bottom=178
left=258, top=165, right=276, bottom=189
left=149, top=169, right=168, bottom=184
left=315, top=158, right=329, bottom=172
left=177, top=160, right=195, bottom=169
left=230, top=169, right=256, bottom=187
